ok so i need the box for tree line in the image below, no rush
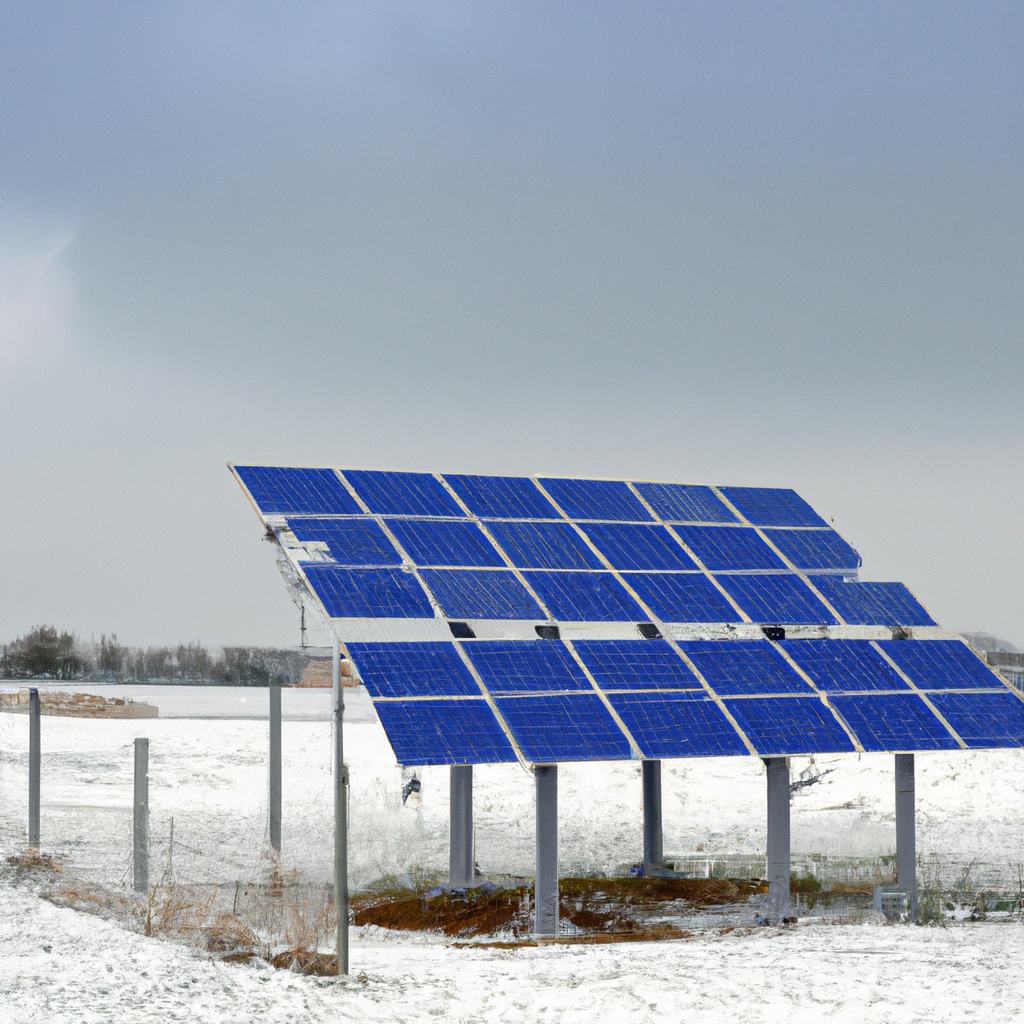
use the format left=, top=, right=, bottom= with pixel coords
left=0, top=625, right=309, bottom=686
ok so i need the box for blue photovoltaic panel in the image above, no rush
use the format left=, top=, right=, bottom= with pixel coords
left=579, top=523, right=697, bottom=571
left=573, top=640, right=702, bottom=691
left=374, top=699, right=517, bottom=764
left=344, top=470, right=466, bottom=517
left=287, top=518, right=400, bottom=565
left=302, top=566, right=433, bottom=619
left=671, top=525, right=786, bottom=571
left=720, top=487, right=828, bottom=528
left=781, top=640, right=909, bottom=692
left=632, top=482, right=738, bottom=524
left=829, top=694, right=959, bottom=752
left=538, top=478, right=653, bottom=521
left=927, top=692, right=1024, bottom=748
left=875, top=640, right=1003, bottom=690
left=719, top=574, right=837, bottom=625
left=236, top=466, right=361, bottom=516
left=486, top=521, right=604, bottom=570
left=682, top=641, right=813, bottom=696
left=607, top=692, right=749, bottom=758
left=495, top=694, right=633, bottom=761
left=420, top=570, right=544, bottom=620
left=346, top=642, right=481, bottom=697
left=385, top=520, right=504, bottom=568
left=466, top=640, right=591, bottom=693
left=763, top=529, right=861, bottom=572
left=809, top=577, right=936, bottom=626
left=444, top=475, right=558, bottom=520
left=626, top=573, right=741, bottom=623
left=724, top=697, right=856, bottom=755
left=523, top=571, right=645, bottom=621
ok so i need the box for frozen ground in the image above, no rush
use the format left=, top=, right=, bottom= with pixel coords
left=2, top=880, right=1023, bottom=1024
left=3, top=685, right=1024, bottom=1021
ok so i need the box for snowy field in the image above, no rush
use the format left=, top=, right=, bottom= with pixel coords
left=3, top=684, right=1024, bottom=1022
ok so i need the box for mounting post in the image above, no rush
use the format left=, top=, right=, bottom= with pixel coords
left=28, top=688, right=40, bottom=850
left=449, top=765, right=474, bottom=888
left=269, top=682, right=282, bottom=854
left=764, top=757, right=790, bottom=922
left=133, top=738, right=149, bottom=894
left=332, top=636, right=349, bottom=975
left=642, top=759, right=664, bottom=876
left=534, top=764, right=559, bottom=935
left=895, top=753, right=917, bottom=919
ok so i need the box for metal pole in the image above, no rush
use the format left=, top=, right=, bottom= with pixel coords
left=895, top=753, right=917, bottom=919
left=28, top=688, right=40, bottom=850
left=133, top=738, right=149, bottom=894
left=332, top=638, right=349, bottom=975
left=269, top=683, right=282, bottom=853
left=449, top=765, right=474, bottom=887
left=534, top=764, right=558, bottom=935
left=764, top=757, right=790, bottom=922
left=642, top=759, right=663, bottom=876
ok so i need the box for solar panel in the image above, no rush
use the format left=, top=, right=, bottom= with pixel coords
left=572, top=640, right=702, bottom=690
left=719, top=574, right=837, bottom=625
left=723, top=697, right=857, bottom=755
left=444, top=474, right=558, bottom=519
left=419, top=569, right=544, bottom=620
left=344, top=470, right=466, bottom=517
left=829, top=694, right=959, bottom=751
left=578, top=523, right=697, bottom=571
left=782, top=640, right=908, bottom=692
left=606, top=692, right=749, bottom=758
left=347, top=642, right=481, bottom=697
left=233, top=464, right=1024, bottom=765
left=538, top=478, right=653, bottom=521
left=875, top=640, right=1003, bottom=690
left=494, top=694, right=634, bottom=762
left=682, top=641, right=814, bottom=696
left=523, top=571, right=646, bottom=621
left=810, top=577, right=936, bottom=626
left=374, top=699, right=517, bottom=765
left=385, top=519, right=505, bottom=568
left=287, top=518, right=399, bottom=565
left=302, top=566, right=434, bottom=618
left=671, top=525, right=786, bottom=571
left=464, top=640, right=591, bottom=694
left=763, top=529, right=861, bottom=572
left=237, top=466, right=361, bottom=516
left=632, top=482, right=739, bottom=524
left=719, top=486, right=828, bottom=527
left=485, top=521, right=604, bottom=570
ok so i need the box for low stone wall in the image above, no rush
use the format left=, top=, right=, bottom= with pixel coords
left=0, top=688, right=158, bottom=719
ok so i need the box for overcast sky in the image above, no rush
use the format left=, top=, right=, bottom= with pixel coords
left=1, top=2, right=1021, bottom=649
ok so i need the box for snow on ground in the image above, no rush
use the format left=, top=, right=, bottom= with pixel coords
left=2, top=880, right=1023, bottom=1024
left=3, top=686, right=1024, bottom=1022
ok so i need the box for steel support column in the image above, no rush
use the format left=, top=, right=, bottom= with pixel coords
left=764, top=757, right=790, bottom=922
left=895, top=753, right=917, bottom=919
left=449, top=764, right=474, bottom=888
left=534, top=765, right=558, bottom=936
left=642, top=759, right=664, bottom=876
left=28, top=688, right=40, bottom=850
left=332, top=638, right=349, bottom=975
left=133, top=738, right=149, bottom=894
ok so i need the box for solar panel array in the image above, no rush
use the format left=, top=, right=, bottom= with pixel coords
left=232, top=465, right=1024, bottom=764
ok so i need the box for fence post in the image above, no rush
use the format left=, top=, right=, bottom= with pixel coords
left=28, top=688, right=40, bottom=850
left=134, top=738, right=149, bottom=894
left=269, top=683, right=282, bottom=853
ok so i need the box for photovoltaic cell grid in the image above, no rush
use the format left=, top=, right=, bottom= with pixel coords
left=231, top=465, right=1024, bottom=763
left=236, top=466, right=916, bottom=628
